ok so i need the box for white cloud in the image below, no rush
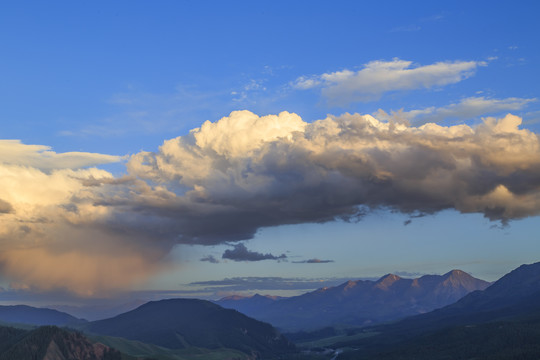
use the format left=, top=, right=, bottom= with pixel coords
left=3, top=110, right=540, bottom=296
left=0, top=140, right=122, bottom=170
left=128, top=110, right=540, bottom=235
left=0, top=141, right=163, bottom=296
left=375, top=96, right=536, bottom=124
left=293, top=59, right=485, bottom=105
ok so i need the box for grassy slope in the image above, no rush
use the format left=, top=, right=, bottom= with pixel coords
left=90, top=334, right=250, bottom=360
left=337, top=318, right=540, bottom=360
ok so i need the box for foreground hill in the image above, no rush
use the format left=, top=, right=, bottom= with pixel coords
left=0, top=305, right=85, bottom=327
left=0, top=325, right=123, bottom=360
left=334, top=261, right=540, bottom=359
left=85, top=298, right=295, bottom=359
left=217, top=270, right=490, bottom=331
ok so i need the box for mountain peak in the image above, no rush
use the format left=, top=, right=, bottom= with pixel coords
left=374, top=274, right=402, bottom=290
left=378, top=273, right=401, bottom=282
left=344, top=280, right=358, bottom=290
left=438, top=269, right=490, bottom=291
left=444, top=269, right=470, bottom=278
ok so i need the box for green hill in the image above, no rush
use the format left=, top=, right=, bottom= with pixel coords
left=85, top=298, right=295, bottom=359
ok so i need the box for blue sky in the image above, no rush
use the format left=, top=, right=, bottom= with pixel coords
left=1, top=1, right=540, bottom=306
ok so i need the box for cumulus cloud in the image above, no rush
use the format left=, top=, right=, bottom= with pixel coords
left=222, top=243, right=287, bottom=262
left=376, top=96, right=536, bottom=124
left=293, top=59, right=484, bottom=104
left=3, top=109, right=540, bottom=296
left=293, top=259, right=334, bottom=264
left=0, top=141, right=164, bottom=297
left=126, top=110, right=540, bottom=243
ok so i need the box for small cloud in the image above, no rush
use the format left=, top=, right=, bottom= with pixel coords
left=200, top=255, right=220, bottom=264
left=293, top=258, right=334, bottom=264
left=509, top=45, right=518, bottom=50
left=375, top=96, right=536, bottom=124
left=292, top=76, right=322, bottom=90
left=232, top=79, right=267, bottom=102
left=403, top=212, right=428, bottom=226
left=393, top=271, right=426, bottom=278
left=222, top=243, right=287, bottom=262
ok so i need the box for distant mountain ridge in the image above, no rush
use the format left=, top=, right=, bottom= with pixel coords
left=381, top=262, right=540, bottom=335
left=216, top=270, right=490, bottom=331
left=0, top=305, right=85, bottom=327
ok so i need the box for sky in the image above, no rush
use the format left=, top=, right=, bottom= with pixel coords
left=1, top=0, right=540, bottom=310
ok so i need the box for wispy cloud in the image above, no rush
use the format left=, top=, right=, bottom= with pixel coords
left=188, top=276, right=354, bottom=293
left=222, top=243, right=286, bottom=262
left=293, top=59, right=485, bottom=105
left=393, top=271, right=427, bottom=277
left=375, top=96, right=536, bottom=124
left=0, top=140, right=122, bottom=170
left=231, top=79, right=267, bottom=102
left=293, top=259, right=334, bottom=264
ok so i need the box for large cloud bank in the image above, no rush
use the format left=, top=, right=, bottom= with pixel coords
left=129, top=110, right=540, bottom=234
left=1, top=111, right=540, bottom=295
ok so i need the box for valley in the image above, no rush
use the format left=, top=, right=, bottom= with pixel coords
left=1, top=263, right=540, bottom=359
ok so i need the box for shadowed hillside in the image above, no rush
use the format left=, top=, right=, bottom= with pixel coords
left=0, top=325, right=123, bottom=360
left=85, top=298, right=295, bottom=359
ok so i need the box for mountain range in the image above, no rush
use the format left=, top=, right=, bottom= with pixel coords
left=216, top=269, right=490, bottom=331
left=4, top=264, right=540, bottom=359
left=332, top=262, right=540, bottom=359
